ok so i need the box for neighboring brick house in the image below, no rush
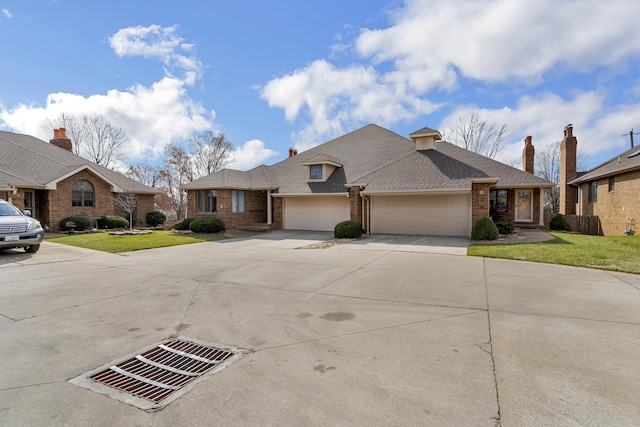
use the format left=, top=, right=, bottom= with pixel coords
left=560, top=125, right=640, bottom=235
left=182, top=124, right=553, bottom=237
left=0, top=129, right=162, bottom=230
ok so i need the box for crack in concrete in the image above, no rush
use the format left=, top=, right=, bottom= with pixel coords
left=0, top=312, right=17, bottom=322
left=483, top=258, right=502, bottom=427
left=172, top=279, right=203, bottom=337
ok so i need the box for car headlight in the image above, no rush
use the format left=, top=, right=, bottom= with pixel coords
left=28, top=221, right=42, bottom=231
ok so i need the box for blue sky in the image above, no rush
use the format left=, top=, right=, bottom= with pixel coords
left=1, top=0, right=640, bottom=172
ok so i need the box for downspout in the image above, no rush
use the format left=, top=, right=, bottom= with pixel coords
left=267, top=190, right=272, bottom=225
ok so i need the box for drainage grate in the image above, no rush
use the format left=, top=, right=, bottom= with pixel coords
left=70, top=337, right=247, bottom=410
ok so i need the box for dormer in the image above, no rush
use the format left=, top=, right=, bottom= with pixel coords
left=301, top=154, right=342, bottom=182
left=409, top=126, right=442, bottom=151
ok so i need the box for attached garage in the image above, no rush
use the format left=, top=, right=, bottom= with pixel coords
left=283, top=196, right=350, bottom=231
left=370, top=193, right=471, bottom=236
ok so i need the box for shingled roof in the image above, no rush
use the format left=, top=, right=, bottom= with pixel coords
left=570, top=144, right=640, bottom=184
left=0, top=130, right=161, bottom=194
left=182, top=124, right=553, bottom=194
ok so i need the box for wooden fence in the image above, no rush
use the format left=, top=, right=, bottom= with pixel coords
left=543, top=213, right=602, bottom=236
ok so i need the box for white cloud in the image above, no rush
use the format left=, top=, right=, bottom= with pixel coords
left=228, top=139, right=278, bottom=171
left=2, top=9, right=11, bottom=19
left=109, top=24, right=203, bottom=82
left=440, top=91, right=640, bottom=168
left=0, top=25, right=216, bottom=162
left=261, top=0, right=640, bottom=150
left=0, top=75, right=214, bottom=160
left=260, top=59, right=440, bottom=151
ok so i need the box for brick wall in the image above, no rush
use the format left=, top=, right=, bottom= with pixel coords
left=577, top=170, right=640, bottom=235
left=471, top=182, right=491, bottom=226
left=188, top=189, right=268, bottom=229
left=349, top=187, right=362, bottom=224
left=272, top=197, right=283, bottom=229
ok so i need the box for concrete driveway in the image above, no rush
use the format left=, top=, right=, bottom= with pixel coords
left=1, top=230, right=639, bottom=426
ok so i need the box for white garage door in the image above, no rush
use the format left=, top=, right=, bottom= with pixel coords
left=283, top=196, right=350, bottom=231
left=371, top=193, right=471, bottom=236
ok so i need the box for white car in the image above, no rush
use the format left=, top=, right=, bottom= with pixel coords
left=0, top=199, right=44, bottom=253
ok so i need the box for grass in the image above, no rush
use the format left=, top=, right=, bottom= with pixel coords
left=468, top=232, right=640, bottom=274
left=47, top=230, right=228, bottom=253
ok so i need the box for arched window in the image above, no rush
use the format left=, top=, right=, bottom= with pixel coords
left=72, top=180, right=94, bottom=207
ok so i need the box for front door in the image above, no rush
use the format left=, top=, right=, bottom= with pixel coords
left=515, top=189, right=533, bottom=222
left=23, top=190, right=35, bottom=216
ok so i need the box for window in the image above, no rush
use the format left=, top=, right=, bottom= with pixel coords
left=588, top=181, right=597, bottom=203
left=489, top=189, right=508, bottom=215
left=72, top=180, right=94, bottom=207
left=309, top=165, right=323, bottom=180
left=232, top=190, right=245, bottom=213
left=196, top=190, right=217, bottom=213
left=608, top=176, right=615, bottom=192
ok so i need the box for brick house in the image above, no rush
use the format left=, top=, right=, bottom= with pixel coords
left=182, top=124, right=553, bottom=237
left=0, top=129, right=162, bottom=230
left=560, top=125, right=640, bottom=235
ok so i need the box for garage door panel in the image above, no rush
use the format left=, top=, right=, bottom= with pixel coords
left=284, top=197, right=350, bottom=231
left=371, top=194, right=470, bottom=236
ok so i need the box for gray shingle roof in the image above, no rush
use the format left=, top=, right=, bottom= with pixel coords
left=570, top=144, right=640, bottom=184
left=0, top=130, right=162, bottom=194
left=181, top=124, right=553, bottom=194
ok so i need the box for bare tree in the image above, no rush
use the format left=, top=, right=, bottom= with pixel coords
left=536, top=141, right=587, bottom=213
left=41, top=113, right=128, bottom=169
left=162, top=143, right=194, bottom=219
left=126, top=161, right=162, bottom=188
left=113, top=193, right=137, bottom=229
left=189, top=131, right=233, bottom=178
left=441, top=112, right=510, bottom=159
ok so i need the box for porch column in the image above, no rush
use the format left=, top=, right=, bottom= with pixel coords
left=539, top=188, right=544, bottom=226
left=267, top=190, right=272, bottom=224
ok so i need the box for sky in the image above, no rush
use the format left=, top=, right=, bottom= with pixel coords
left=1, top=0, right=640, bottom=173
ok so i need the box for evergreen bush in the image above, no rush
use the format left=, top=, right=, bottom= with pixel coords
left=493, top=217, right=515, bottom=235
left=173, top=218, right=194, bottom=230
left=59, top=216, right=91, bottom=231
left=189, top=217, right=225, bottom=233
left=334, top=220, right=363, bottom=238
left=472, top=217, right=499, bottom=241
left=97, top=215, right=129, bottom=229
left=549, top=213, right=571, bottom=231
left=145, top=210, right=167, bottom=227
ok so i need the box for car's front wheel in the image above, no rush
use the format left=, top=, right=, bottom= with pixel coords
left=24, top=244, right=40, bottom=253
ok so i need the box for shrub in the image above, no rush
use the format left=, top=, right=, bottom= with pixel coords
left=334, top=220, right=363, bottom=239
left=493, top=218, right=515, bottom=235
left=173, top=218, right=194, bottom=230
left=549, top=213, right=571, bottom=231
left=472, top=217, right=499, bottom=241
left=59, top=216, right=91, bottom=231
left=145, top=210, right=167, bottom=227
left=189, top=217, right=225, bottom=234
left=97, top=215, right=129, bottom=229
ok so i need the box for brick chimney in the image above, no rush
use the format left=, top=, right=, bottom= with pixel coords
left=522, top=135, right=535, bottom=174
left=50, top=128, right=73, bottom=152
left=560, top=124, right=577, bottom=215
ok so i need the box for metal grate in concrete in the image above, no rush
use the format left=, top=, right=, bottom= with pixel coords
left=70, top=337, right=247, bottom=410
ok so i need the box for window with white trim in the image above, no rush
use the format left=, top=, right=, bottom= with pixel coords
left=232, top=190, right=245, bottom=213
left=309, top=165, right=322, bottom=180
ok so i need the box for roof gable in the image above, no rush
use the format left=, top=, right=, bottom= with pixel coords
left=571, top=144, right=640, bottom=184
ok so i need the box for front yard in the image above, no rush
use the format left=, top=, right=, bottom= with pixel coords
left=47, top=230, right=227, bottom=253
left=468, top=232, right=640, bottom=275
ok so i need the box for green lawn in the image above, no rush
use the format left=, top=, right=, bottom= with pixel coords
left=47, top=230, right=228, bottom=253
left=468, top=232, right=640, bottom=275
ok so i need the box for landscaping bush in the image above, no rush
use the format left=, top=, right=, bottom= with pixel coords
left=334, top=220, right=363, bottom=239
left=97, top=215, right=129, bottom=229
left=145, top=210, right=167, bottom=227
left=189, top=217, right=225, bottom=234
left=59, top=216, right=91, bottom=231
left=549, top=213, right=571, bottom=231
left=472, top=217, right=499, bottom=241
left=493, top=217, right=515, bottom=235
left=173, top=218, right=194, bottom=230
